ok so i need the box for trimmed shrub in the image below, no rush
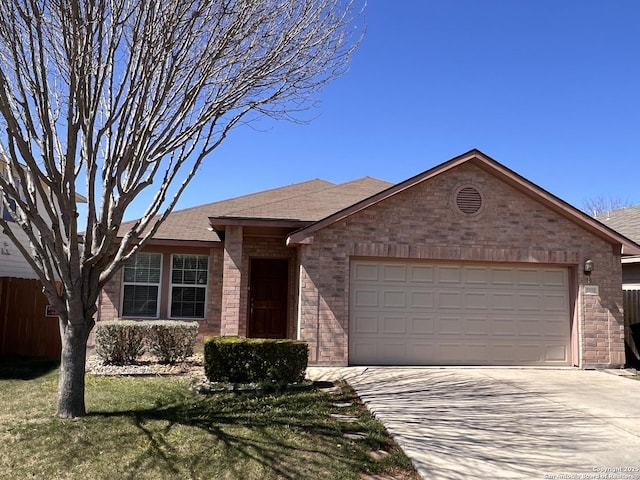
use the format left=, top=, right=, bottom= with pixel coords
left=204, top=336, right=308, bottom=384
left=94, top=320, right=199, bottom=365
left=95, top=321, right=146, bottom=365
left=146, top=320, right=199, bottom=363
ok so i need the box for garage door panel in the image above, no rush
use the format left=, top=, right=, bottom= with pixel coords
left=352, top=313, right=379, bottom=334
left=518, top=318, right=547, bottom=337
left=465, top=317, right=491, bottom=336
left=350, top=261, right=571, bottom=366
left=491, top=268, right=516, bottom=285
left=462, top=344, right=490, bottom=362
left=490, top=292, right=517, bottom=311
left=466, top=267, right=490, bottom=284
left=546, top=345, right=568, bottom=362
left=409, top=342, right=436, bottom=362
left=517, top=269, right=541, bottom=286
left=350, top=341, right=378, bottom=364
left=439, top=266, right=462, bottom=283
left=543, top=294, right=569, bottom=312
left=353, top=263, right=379, bottom=282
left=353, top=289, right=378, bottom=308
left=382, top=264, right=407, bottom=282
left=518, top=293, right=542, bottom=311
left=409, top=265, right=434, bottom=283
left=434, top=342, right=462, bottom=361
left=465, top=291, right=489, bottom=310
left=382, top=315, right=407, bottom=334
left=410, top=316, right=435, bottom=334
left=382, top=342, right=407, bottom=362
left=543, top=269, right=567, bottom=287
left=438, top=291, right=462, bottom=308
left=437, top=316, right=463, bottom=335
left=410, top=291, right=434, bottom=308
left=492, top=318, right=517, bottom=336
left=382, top=290, right=406, bottom=308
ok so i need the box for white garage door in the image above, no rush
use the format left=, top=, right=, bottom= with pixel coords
left=349, top=260, right=571, bottom=366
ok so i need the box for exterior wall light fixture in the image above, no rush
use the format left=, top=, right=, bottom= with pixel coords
left=583, top=259, right=594, bottom=283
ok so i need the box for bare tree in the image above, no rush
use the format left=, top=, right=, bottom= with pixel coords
left=582, top=195, right=637, bottom=217
left=0, top=0, right=361, bottom=417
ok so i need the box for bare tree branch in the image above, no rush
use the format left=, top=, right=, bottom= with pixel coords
left=0, top=0, right=362, bottom=417
left=582, top=195, right=637, bottom=217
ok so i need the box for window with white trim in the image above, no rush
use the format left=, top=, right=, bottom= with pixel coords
left=170, top=254, right=208, bottom=319
left=121, top=252, right=162, bottom=318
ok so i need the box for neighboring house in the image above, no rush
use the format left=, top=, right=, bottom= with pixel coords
left=595, top=207, right=640, bottom=363
left=0, top=170, right=87, bottom=279
left=595, top=206, right=640, bottom=289
left=0, top=200, right=39, bottom=279
left=98, top=149, right=640, bottom=368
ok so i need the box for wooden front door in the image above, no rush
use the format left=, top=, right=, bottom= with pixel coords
left=248, top=259, right=288, bottom=339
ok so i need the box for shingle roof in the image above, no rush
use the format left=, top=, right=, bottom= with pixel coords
left=596, top=205, right=640, bottom=243
left=120, top=177, right=393, bottom=243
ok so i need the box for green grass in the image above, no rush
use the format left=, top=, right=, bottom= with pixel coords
left=0, top=357, right=418, bottom=480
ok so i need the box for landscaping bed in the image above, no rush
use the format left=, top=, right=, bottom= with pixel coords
left=86, top=352, right=205, bottom=377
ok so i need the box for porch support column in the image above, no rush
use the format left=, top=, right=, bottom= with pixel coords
left=221, top=226, right=243, bottom=336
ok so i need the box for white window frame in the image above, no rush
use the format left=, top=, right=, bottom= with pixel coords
left=169, top=254, right=208, bottom=320
left=120, top=252, right=162, bottom=318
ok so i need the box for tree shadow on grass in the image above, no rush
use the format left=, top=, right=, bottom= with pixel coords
left=89, top=385, right=372, bottom=480
left=0, top=355, right=59, bottom=380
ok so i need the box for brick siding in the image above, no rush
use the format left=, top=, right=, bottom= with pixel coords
left=298, top=163, right=624, bottom=367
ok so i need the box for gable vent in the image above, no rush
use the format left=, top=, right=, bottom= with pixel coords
left=456, top=186, right=482, bottom=214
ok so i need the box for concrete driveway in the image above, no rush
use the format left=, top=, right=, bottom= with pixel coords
left=308, top=367, right=640, bottom=479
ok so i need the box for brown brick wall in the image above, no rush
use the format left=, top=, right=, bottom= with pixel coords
left=221, top=226, right=243, bottom=336
left=299, top=163, right=624, bottom=367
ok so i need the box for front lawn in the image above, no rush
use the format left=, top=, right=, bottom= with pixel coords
left=0, top=357, right=417, bottom=479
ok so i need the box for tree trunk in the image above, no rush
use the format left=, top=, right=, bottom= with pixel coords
left=57, top=320, right=92, bottom=418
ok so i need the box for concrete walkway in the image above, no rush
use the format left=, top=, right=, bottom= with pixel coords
left=307, top=367, right=640, bottom=480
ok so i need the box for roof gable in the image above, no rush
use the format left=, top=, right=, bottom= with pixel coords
left=286, top=149, right=640, bottom=255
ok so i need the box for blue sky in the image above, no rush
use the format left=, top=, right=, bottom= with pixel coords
left=166, top=1, right=640, bottom=216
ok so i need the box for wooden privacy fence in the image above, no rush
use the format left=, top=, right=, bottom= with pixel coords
left=0, top=277, right=61, bottom=360
left=623, top=289, right=640, bottom=362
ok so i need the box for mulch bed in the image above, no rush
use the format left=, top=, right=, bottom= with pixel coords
left=86, top=353, right=205, bottom=378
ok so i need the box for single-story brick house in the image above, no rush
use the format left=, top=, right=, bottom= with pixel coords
left=97, top=149, right=640, bottom=368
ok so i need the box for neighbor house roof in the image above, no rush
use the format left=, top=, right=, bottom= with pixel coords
left=119, top=177, right=393, bottom=244
left=287, top=149, right=640, bottom=256
left=595, top=206, right=640, bottom=243
left=596, top=206, right=640, bottom=264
